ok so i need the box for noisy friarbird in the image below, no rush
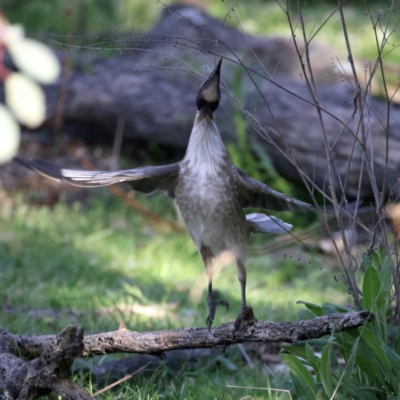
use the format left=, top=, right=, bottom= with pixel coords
left=15, top=59, right=326, bottom=331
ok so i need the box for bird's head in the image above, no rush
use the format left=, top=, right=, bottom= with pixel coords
left=196, top=59, right=222, bottom=114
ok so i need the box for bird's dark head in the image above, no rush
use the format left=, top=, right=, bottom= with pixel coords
left=196, top=59, right=222, bottom=113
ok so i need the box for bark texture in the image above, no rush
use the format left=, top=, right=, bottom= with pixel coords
left=5, top=310, right=373, bottom=360
left=0, top=325, right=93, bottom=400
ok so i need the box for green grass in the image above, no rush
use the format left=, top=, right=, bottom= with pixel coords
left=74, top=352, right=285, bottom=399
left=0, top=189, right=349, bottom=335
left=0, top=186, right=350, bottom=398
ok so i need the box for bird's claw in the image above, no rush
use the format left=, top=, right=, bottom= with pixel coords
left=206, top=299, right=229, bottom=329
left=233, top=306, right=256, bottom=337
left=234, top=313, right=243, bottom=333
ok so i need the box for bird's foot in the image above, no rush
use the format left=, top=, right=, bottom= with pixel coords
left=233, top=306, right=256, bottom=336
left=206, top=299, right=229, bottom=330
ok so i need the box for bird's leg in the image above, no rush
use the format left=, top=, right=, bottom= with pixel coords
left=200, top=246, right=229, bottom=329
left=234, top=259, right=248, bottom=332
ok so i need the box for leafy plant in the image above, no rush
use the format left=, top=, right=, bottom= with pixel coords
left=280, top=250, right=400, bottom=399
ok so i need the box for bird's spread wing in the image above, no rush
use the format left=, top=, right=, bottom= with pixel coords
left=14, top=157, right=180, bottom=197
left=237, top=168, right=316, bottom=212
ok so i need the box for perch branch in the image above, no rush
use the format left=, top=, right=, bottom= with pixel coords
left=4, top=310, right=373, bottom=360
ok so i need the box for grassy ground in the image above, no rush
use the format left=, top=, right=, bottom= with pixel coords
left=0, top=180, right=351, bottom=398
left=0, top=187, right=349, bottom=335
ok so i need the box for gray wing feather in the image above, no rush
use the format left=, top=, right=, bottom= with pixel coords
left=246, top=213, right=293, bottom=234
left=237, top=168, right=315, bottom=212
left=14, top=157, right=180, bottom=197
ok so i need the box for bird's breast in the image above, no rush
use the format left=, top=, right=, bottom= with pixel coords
left=176, top=164, right=249, bottom=257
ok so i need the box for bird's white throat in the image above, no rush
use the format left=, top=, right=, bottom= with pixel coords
left=184, top=112, right=228, bottom=179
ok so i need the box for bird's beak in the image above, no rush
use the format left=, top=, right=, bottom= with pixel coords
left=196, top=59, right=222, bottom=112
left=206, top=58, right=222, bottom=87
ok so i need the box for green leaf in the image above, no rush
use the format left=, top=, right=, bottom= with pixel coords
left=387, top=324, right=400, bottom=347
left=282, top=345, right=307, bottom=360
left=355, top=351, right=384, bottom=385
left=370, top=246, right=387, bottom=270
left=360, top=327, right=391, bottom=373
left=346, top=382, right=383, bottom=400
left=305, top=344, right=321, bottom=381
left=299, top=338, right=330, bottom=347
left=362, top=252, right=373, bottom=269
left=335, top=332, right=355, bottom=362
left=382, top=345, right=400, bottom=371
left=281, top=354, right=317, bottom=396
left=316, top=390, right=329, bottom=400
left=305, top=343, right=320, bottom=366
left=363, top=266, right=382, bottom=312
left=290, top=371, right=316, bottom=399
left=322, top=303, right=354, bottom=315
left=358, top=327, right=396, bottom=389
left=297, top=309, right=317, bottom=321
left=380, top=257, right=392, bottom=301
left=320, top=343, right=333, bottom=397
left=340, top=337, right=360, bottom=398
left=297, top=300, right=324, bottom=316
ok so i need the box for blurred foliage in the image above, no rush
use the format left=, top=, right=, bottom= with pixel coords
left=2, top=0, right=160, bottom=38
left=3, top=0, right=400, bottom=64
left=280, top=249, right=400, bottom=400
left=0, top=14, right=60, bottom=164
left=207, top=0, right=400, bottom=64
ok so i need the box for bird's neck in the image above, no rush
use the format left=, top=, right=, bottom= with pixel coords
left=184, top=111, right=229, bottom=178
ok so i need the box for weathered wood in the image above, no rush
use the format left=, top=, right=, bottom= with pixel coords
left=5, top=310, right=373, bottom=361
left=0, top=325, right=93, bottom=400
